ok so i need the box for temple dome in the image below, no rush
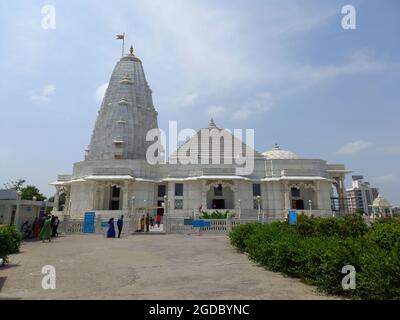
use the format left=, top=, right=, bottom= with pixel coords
left=262, top=144, right=299, bottom=160
left=372, top=194, right=392, bottom=207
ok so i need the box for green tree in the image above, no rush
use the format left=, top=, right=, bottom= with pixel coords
left=3, top=179, right=26, bottom=191
left=20, top=185, right=46, bottom=201
left=353, top=208, right=365, bottom=216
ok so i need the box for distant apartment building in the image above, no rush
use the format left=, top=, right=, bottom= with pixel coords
left=345, top=175, right=379, bottom=214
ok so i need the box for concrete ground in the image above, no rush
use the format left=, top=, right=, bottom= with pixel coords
left=0, top=234, right=338, bottom=300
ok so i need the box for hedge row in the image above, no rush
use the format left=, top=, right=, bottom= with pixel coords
left=229, top=215, right=400, bottom=300
left=0, top=225, right=22, bottom=264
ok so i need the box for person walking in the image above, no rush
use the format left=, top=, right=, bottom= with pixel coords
left=32, top=218, right=41, bottom=238
left=150, top=216, right=154, bottom=229
left=140, top=215, right=145, bottom=232
left=145, top=213, right=150, bottom=233
left=107, top=218, right=116, bottom=238
left=51, top=216, right=60, bottom=237
left=156, top=214, right=161, bottom=228
left=117, top=215, right=124, bottom=238
left=21, top=220, right=32, bottom=239
left=39, top=215, right=52, bottom=242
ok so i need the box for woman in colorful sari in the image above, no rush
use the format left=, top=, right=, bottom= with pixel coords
left=39, top=215, right=52, bottom=242
left=107, top=218, right=116, bottom=238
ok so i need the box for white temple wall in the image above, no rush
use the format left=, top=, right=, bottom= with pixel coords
left=318, top=181, right=333, bottom=215
left=236, top=181, right=253, bottom=210
left=70, top=181, right=95, bottom=216
left=183, top=181, right=202, bottom=211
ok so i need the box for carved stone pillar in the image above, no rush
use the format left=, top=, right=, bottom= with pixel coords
left=64, top=186, right=71, bottom=216
left=233, top=180, right=239, bottom=214
left=201, top=180, right=207, bottom=210
left=94, top=182, right=101, bottom=210
left=99, top=182, right=106, bottom=210
left=315, top=181, right=321, bottom=211
left=283, top=181, right=290, bottom=211
left=53, top=187, right=60, bottom=212
left=122, top=181, right=129, bottom=211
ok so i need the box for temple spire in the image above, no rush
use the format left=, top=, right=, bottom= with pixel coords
left=208, top=118, right=217, bottom=129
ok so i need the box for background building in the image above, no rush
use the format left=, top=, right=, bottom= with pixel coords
left=346, top=175, right=380, bottom=215
left=0, top=189, right=53, bottom=228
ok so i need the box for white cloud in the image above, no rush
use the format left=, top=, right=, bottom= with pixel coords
left=207, top=105, right=227, bottom=118
left=30, top=84, right=56, bottom=102
left=278, top=50, right=389, bottom=97
left=372, top=174, right=396, bottom=183
left=382, top=145, right=400, bottom=156
left=96, top=83, right=108, bottom=102
left=337, top=140, right=373, bottom=155
left=181, top=93, right=199, bottom=106
left=306, top=51, right=386, bottom=82
left=231, top=92, right=273, bottom=121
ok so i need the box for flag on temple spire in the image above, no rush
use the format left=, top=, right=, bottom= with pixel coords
left=116, top=33, right=125, bottom=57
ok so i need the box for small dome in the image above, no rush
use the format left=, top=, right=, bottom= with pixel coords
left=372, top=194, right=392, bottom=207
left=262, top=143, right=299, bottom=160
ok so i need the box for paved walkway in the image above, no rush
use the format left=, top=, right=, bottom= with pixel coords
left=0, top=234, right=338, bottom=300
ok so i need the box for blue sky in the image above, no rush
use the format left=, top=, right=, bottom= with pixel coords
left=0, top=0, right=399, bottom=205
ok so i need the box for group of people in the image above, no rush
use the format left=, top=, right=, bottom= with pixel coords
left=138, top=213, right=162, bottom=232
left=107, top=215, right=124, bottom=238
left=106, top=213, right=162, bottom=237
left=20, top=215, right=60, bottom=243
left=38, top=215, right=60, bottom=242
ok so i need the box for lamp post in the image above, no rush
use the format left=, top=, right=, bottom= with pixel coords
left=309, top=199, right=312, bottom=217
left=130, top=196, right=135, bottom=218
left=257, top=195, right=261, bottom=223
left=262, top=204, right=265, bottom=224
left=163, top=195, right=168, bottom=216
left=32, top=196, right=37, bottom=219
left=15, top=191, right=22, bottom=231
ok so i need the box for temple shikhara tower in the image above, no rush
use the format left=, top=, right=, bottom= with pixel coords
left=51, top=46, right=350, bottom=223
left=87, top=46, right=158, bottom=161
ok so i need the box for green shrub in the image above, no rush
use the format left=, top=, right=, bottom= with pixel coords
left=364, top=220, right=400, bottom=251
left=200, top=210, right=228, bottom=219
left=296, top=214, right=317, bottom=237
left=356, top=242, right=400, bottom=300
left=244, top=222, right=299, bottom=271
left=298, top=237, right=358, bottom=295
left=0, top=225, right=22, bottom=263
left=229, top=223, right=262, bottom=252
left=296, top=213, right=368, bottom=239
left=337, top=214, right=369, bottom=238
left=229, top=217, right=400, bottom=300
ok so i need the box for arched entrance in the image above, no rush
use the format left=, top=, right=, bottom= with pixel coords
left=289, top=183, right=317, bottom=211
left=132, top=205, right=166, bottom=233
left=206, top=181, right=235, bottom=210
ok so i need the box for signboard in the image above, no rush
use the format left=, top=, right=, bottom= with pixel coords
left=289, top=210, right=297, bottom=225
left=192, top=220, right=211, bottom=228
left=83, top=212, right=96, bottom=233
left=184, top=219, right=193, bottom=226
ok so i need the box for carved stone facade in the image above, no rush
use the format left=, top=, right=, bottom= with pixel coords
left=51, top=50, right=350, bottom=220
